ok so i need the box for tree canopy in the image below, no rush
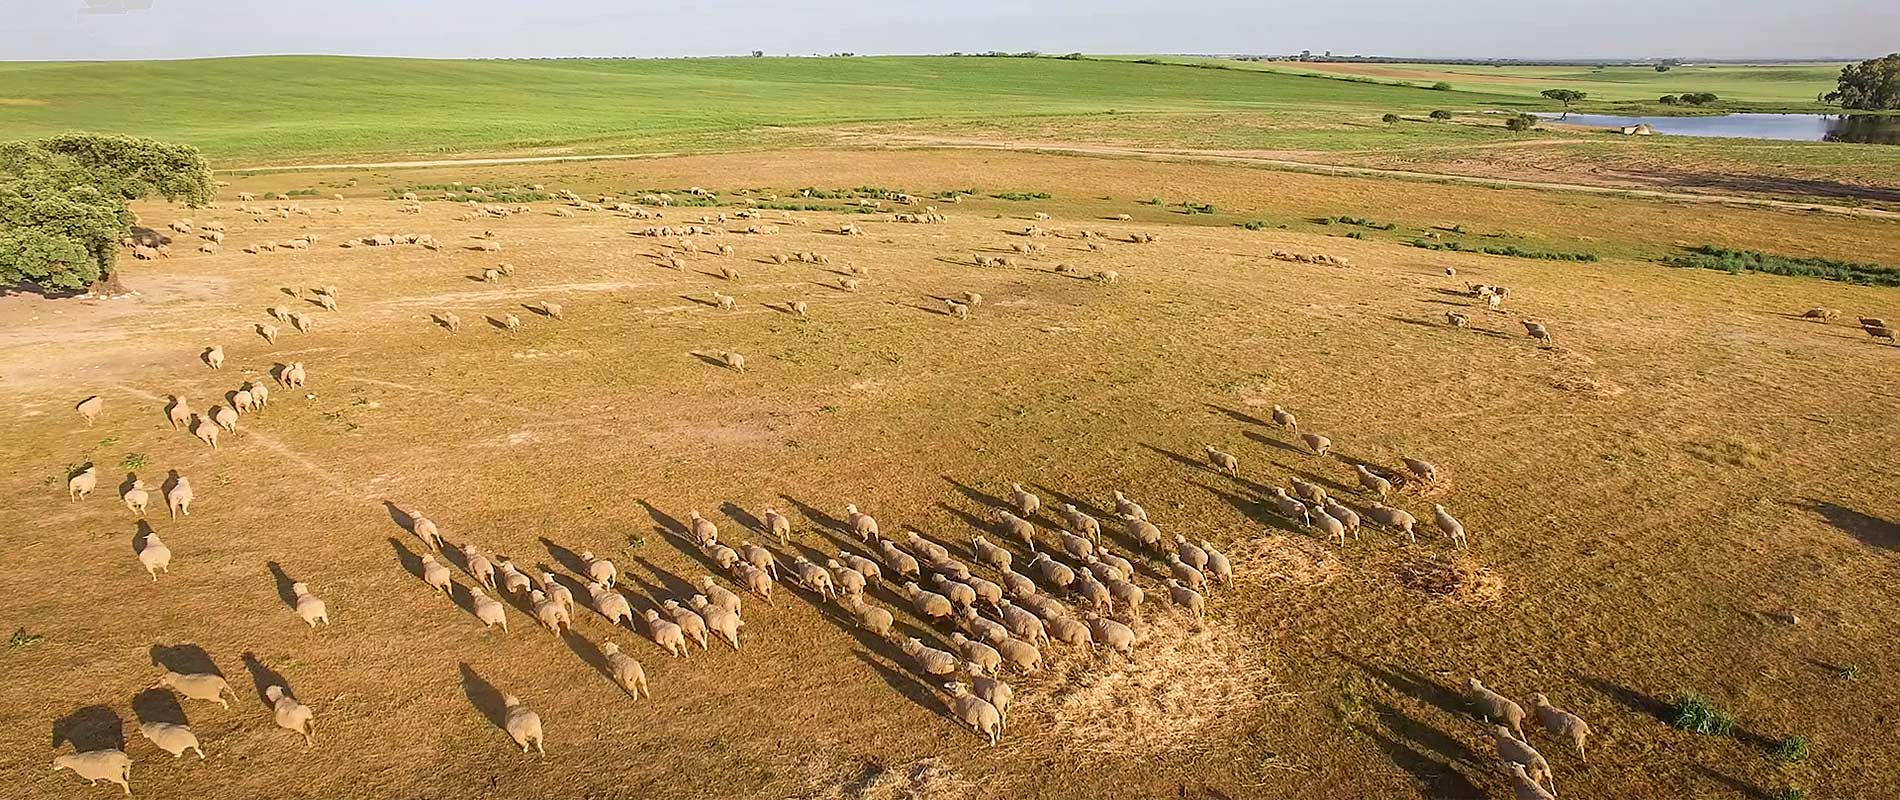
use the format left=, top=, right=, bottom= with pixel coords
left=1826, top=53, right=1900, bottom=110
left=1539, top=89, right=1587, bottom=119
left=0, top=133, right=212, bottom=293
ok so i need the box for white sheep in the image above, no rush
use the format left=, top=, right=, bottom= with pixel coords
left=1061, top=530, right=1094, bottom=562
left=471, top=585, right=510, bottom=631
left=166, top=476, right=193, bottom=518
left=1268, top=488, right=1311, bottom=527
left=1123, top=516, right=1164, bottom=553
left=1432, top=504, right=1469, bottom=547
left=1366, top=503, right=1418, bottom=542
left=502, top=694, right=545, bottom=754
left=440, top=312, right=462, bottom=334
left=1060, top=504, right=1102, bottom=544
left=931, top=574, right=977, bottom=610
left=695, top=575, right=743, bottom=617
left=232, top=389, right=255, bottom=414
left=999, top=511, right=1038, bottom=553
left=839, top=594, right=894, bottom=637
left=1313, top=507, right=1347, bottom=546
left=266, top=685, right=316, bottom=748
left=51, top=749, right=132, bottom=794
left=1493, top=725, right=1553, bottom=791
left=1085, top=612, right=1136, bottom=657
left=740, top=541, right=779, bottom=581
left=734, top=562, right=775, bottom=604
left=462, top=544, right=495, bottom=587
left=837, top=551, right=882, bottom=585
left=970, top=535, right=1013, bottom=573
left=599, top=642, right=651, bottom=698
left=1321, top=501, right=1360, bottom=541
left=211, top=405, right=238, bottom=433
left=661, top=599, right=710, bottom=650
left=901, top=637, right=959, bottom=676
left=1166, top=578, right=1206, bottom=620
left=943, top=681, right=1002, bottom=746
left=153, top=671, right=232, bottom=708
left=1046, top=614, right=1092, bottom=646
left=192, top=415, right=220, bottom=449
left=290, top=582, right=329, bottom=626
left=1507, top=762, right=1557, bottom=800
left=1112, top=490, right=1146, bottom=521
left=792, top=557, right=836, bottom=599
left=75, top=395, right=104, bottom=426
left=167, top=396, right=192, bottom=430
left=138, top=721, right=205, bottom=759
left=411, top=514, right=442, bottom=550
left=1355, top=464, right=1392, bottom=499
left=720, top=351, right=746, bottom=371
left=530, top=589, right=571, bottom=633
left=826, top=559, right=867, bottom=598
left=1271, top=405, right=1298, bottom=431
left=688, top=510, right=719, bottom=548
left=538, top=571, right=574, bottom=614
left=1300, top=432, right=1331, bottom=456
left=204, top=345, right=225, bottom=370
left=689, top=594, right=744, bottom=649
left=958, top=606, right=1010, bottom=645
left=581, top=550, right=617, bottom=585
left=1522, top=320, right=1553, bottom=344
left=1528, top=693, right=1590, bottom=761
left=540, top=301, right=564, bottom=320
left=122, top=479, right=150, bottom=517
left=996, top=600, right=1050, bottom=645
left=421, top=554, right=453, bottom=594
left=1205, top=445, right=1239, bottom=476
left=1468, top=678, right=1527, bottom=739
left=844, top=504, right=880, bottom=540
left=589, top=582, right=632, bottom=627
left=764, top=509, right=792, bottom=545
left=1401, top=456, right=1439, bottom=483
left=1290, top=476, right=1327, bottom=507
left=905, top=581, right=955, bottom=621
left=68, top=466, right=98, bottom=501
left=949, top=632, right=1003, bottom=675
left=1173, top=535, right=1208, bottom=571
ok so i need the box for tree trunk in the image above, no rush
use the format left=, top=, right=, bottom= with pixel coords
left=90, top=269, right=130, bottom=297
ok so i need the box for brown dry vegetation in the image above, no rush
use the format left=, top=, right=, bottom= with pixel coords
left=4, top=150, right=1898, bottom=800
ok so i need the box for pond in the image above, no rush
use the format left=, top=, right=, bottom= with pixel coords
left=1555, top=113, right=1900, bottom=144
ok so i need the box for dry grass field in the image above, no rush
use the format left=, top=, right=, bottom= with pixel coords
left=4, top=149, right=1897, bottom=800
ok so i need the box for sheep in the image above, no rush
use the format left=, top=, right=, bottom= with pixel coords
left=1446, top=311, right=1470, bottom=328
left=689, top=594, right=744, bottom=649
left=763, top=509, right=792, bottom=545
left=1202, top=444, right=1242, bottom=476
left=316, top=292, right=338, bottom=312
left=995, top=599, right=1051, bottom=645
left=1468, top=678, right=1528, bottom=739
left=1528, top=693, right=1590, bottom=761
left=838, top=551, right=883, bottom=585
left=502, top=694, right=545, bottom=754
left=1506, top=762, right=1558, bottom=800
left=1098, top=547, right=1136, bottom=581
left=949, top=633, right=1003, bottom=675
left=687, top=510, right=719, bottom=548
left=958, top=606, right=1010, bottom=645
left=712, top=291, right=735, bottom=310
left=1094, top=269, right=1119, bottom=284
left=961, top=536, right=1010, bottom=576
left=291, top=313, right=314, bottom=334
left=589, top=582, right=633, bottom=627
left=120, top=478, right=150, bottom=517
left=661, top=599, right=710, bottom=650
left=538, top=571, right=574, bottom=614
left=931, top=574, right=978, bottom=609
left=1366, top=503, right=1419, bottom=542
left=189, top=416, right=218, bottom=448
left=740, top=541, right=780, bottom=581
left=281, top=361, right=306, bottom=389
left=1123, top=516, right=1164, bottom=553
left=904, top=581, right=956, bottom=621
left=997, top=567, right=1036, bottom=600
left=695, top=575, right=743, bottom=617
left=204, top=345, right=225, bottom=370
left=1029, top=553, right=1075, bottom=591
left=1113, top=490, right=1147, bottom=521
left=471, top=586, right=510, bottom=631
left=598, top=642, right=651, bottom=698
left=1866, top=324, right=1898, bottom=344
left=1059, top=504, right=1102, bottom=544
left=1401, top=456, right=1439, bottom=483
left=51, top=749, right=132, bottom=794
left=539, top=301, right=564, bottom=320
left=1268, top=488, right=1311, bottom=527
left=421, top=554, right=453, bottom=594
left=963, top=291, right=985, bottom=306
left=963, top=573, right=1004, bottom=609
left=943, top=681, right=1002, bottom=746
left=266, top=685, right=316, bottom=748
left=462, top=544, right=496, bottom=587
left=720, top=351, right=747, bottom=371
left=166, top=476, right=193, bottom=518
left=999, top=511, right=1038, bottom=552
left=1288, top=476, right=1328, bottom=507
left=901, top=637, right=960, bottom=676
left=1060, top=530, right=1095, bottom=562
left=787, top=557, right=834, bottom=599
left=1166, top=578, right=1207, bottom=621
left=1802, top=307, right=1840, bottom=321
left=906, top=531, right=951, bottom=565
left=1046, top=615, right=1093, bottom=646
left=153, top=671, right=233, bottom=709
left=843, top=504, right=880, bottom=540
left=734, top=562, right=775, bottom=604
left=1861, top=316, right=1890, bottom=329
left=790, top=300, right=809, bottom=317
left=1166, top=553, right=1207, bottom=590
left=73, top=395, right=106, bottom=426
left=581, top=551, right=617, bottom=585
left=1313, top=507, right=1348, bottom=546
left=1271, top=405, right=1298, bottom=431
left=167, top=396, right=192, bottom=430
left=68, top=466, right=99, bottom=501
left=232, top=389, right=256, bottom=414
left=138, top=721, right=205, bottom=759
left=292, top=582, right=330, bottom=627
left=441, top=312, right=462, bottom=334
left=1300, top=432, right=1332, bottom=456
left=1070, top=571, right=1113, bottom=611
left=529, top=590, right=571, bottom=633
left=1522, top=320, right=1553, bottom=344
left=1354, top=464, right=1392, bottom=499
left=1432, top=504, right=1469, bottom=547
left=1173, top=534, right=1208, bottom=571
left=1085, top=612, right=1136, bottom=657
left=211, top=405, right=239, bottom=433
left=826, top=559, right=867, bottom=599
left=502, top=314, right=521, bottom=331
left=965, top=662, right=1017, bottom=727
left=1493, top=725, right=1553, bottom=791
left=409, top=514, right=441, bottom=550
left=838, top=593, right=895, bottom=637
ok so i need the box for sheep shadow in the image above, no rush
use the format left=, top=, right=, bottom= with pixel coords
left=1578, top=675, right=1674, bottom=725
left=639, top=500, right=689, bottom=542
left=386, top=537, right=426, bottom=579
left=1800, top=498, right=1898, bottom=551
left=524, top=303, right=556, bottom=317
left=131, top=688, right=188, bottom=726
left=1343, top=655, right=1470, bottom=720
left=691, top=352, right=735, bottom=370
left=629, top=554, right=699, bottom=603
left=430, top=314, right=459, bottom=332
left=265, top=561, right=301, bottom=610
left=1692, top=766, right=1777, bottom=800
left=240, top=651, right=290, bottom=709
left=382, top=500, right=422, bottom=534
left=678, top=294, right=721, bottom=308
left=1204, top=403, right=1270, bottom=427
left=559, top=629, right=618, bottom=687
left=51, top=706, right=125, bottom=753
left=719, top=502, right=766, bottom=536
left=942, top=476, right=1010, bottom=512
left=1349, top=717, right=1485, bottom=799
left=150, top=643, right=220, bottom=676
left=484, top=315, right=511, bottom=330
left=912, top=302, right=952, bottom=316
left=935, top=501, right=998, bottom=540
left=1242, top=429, right=1305, bottom=455
left=780, top=494, right=849, bottom=537
left=132, top=519, right=158, bottom=557
left=1031, top=484, right=1113, bottom=523
left=1192, top=481, right=1306, bottom=537
left=538, top=536, right=590, bottom=578
left=850, top=650, right=947, bottom=720
left=457, top=663, right=510, bottom=733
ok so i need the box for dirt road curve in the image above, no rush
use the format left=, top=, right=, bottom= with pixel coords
left=230, top=138, right=1900, bottom=220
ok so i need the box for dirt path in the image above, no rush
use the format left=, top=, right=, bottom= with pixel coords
left=229, top=138, right=1900, bottom=220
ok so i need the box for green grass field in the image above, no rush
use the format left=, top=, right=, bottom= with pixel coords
left=0, top=55, right=1522, bottom=164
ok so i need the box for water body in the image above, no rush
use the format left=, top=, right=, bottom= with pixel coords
left=1555, top=113, right=1900, bottom=144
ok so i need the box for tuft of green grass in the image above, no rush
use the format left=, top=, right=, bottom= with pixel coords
left=9, top=628, right=43, bottom=648
left=1671, top=692, right=1738, bottom=735
left=1238, top=220, right=1270, bottom=231
left=1773, top=735, right=1810, bottom=763
left=1774, top=789, right=1807, bottom=800
left=1838, top=664, right=1863, bottom=680
left=1665, top=244, right=1900, bottom=286
left=120, top=453, right=148, bottom=470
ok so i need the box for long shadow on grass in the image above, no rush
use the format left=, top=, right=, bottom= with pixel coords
left=781, top=494, right=849, bottom=536
left=240, top=652, right=291, bottom=709
left=1204, top=403, right=1270, bottom=427
left=719, top=502, right=765, bottom=536
left=131, top=688, right=187, bottom=726
left=1243, top=429, right=1305, bottom=455
left=851, top=650, right=949, bottom=722
left=1192, top=480, right=1307, bottom=537
left=150, top=643, right=220, bottom=676
left=51, top=706, right=125, bottom=753
left=1343, top=655, right=1470, bottom=720
left=1350, top=716, right=1484, bottom=798
left=458, top=663, right=510, bottom=734
left=386, top=537, right=425, bottom=580
left=1692, top=766, right=1776, bottom=800
left=1800, top=498, right=1899, bottom=551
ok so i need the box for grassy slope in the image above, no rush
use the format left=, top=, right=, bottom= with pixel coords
left=0, top=55, right=1516, bottom=163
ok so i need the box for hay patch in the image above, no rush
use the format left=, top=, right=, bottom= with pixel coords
left=1551, top=373, right=1625, bottom=398
left=1396, top=553, right=1503, bottom=607
left=796, top=757, right=975, bottom=800
left=1032, top=612, right=1272, bottom=754
left=1226, top=535, right=1343, bottom=589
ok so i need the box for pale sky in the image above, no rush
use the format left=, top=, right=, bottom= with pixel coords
left=5, top=0, right=1893, bottom=62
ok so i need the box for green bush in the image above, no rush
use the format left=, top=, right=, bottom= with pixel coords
left=1659, top=95, right=1680, bottom=105
left=1429, top=109, right=1453, bottom=120
left=1774, top=735, right=1810, bottom=763
left=1504, top=113, right=1538, bottom=131
left=990, top=191, right=1051, bottom=201
left=1408, top=240, right=1598, bottom=261
left=1431, top=81, right=1453, bottom=91
left=1664, top=244, right=1900, bottom=286
left=1671, top=693, right=1737, bottom=736
left=1239, top=220, right=1269, bottom=231
left=1382, top=113, right=1402, bottom=124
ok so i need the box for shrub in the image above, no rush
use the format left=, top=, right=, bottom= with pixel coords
left=1773, top=735, right=1810, bottom=763
left=120, top=453, right=148, bottom=470
left=1682, top=92, right=1719, bottom=105
left=1664, top=244, right=1900, bottom=286
left=1431, top=81, right=1453, bottom=91
left=1659, top=94, right=1680, bottom=105
left=1181, top=202, right=1216, bottom=214
left=1774, top=790, right=1807, bottom=800
left=1429, top=110, right=1453, bottom=120
left=1655, top=64, right=1672, bottom=72
left=1408, top=240, right=1598, bottom=261
left=989, top=191, right=1051, bottom=201
left=1671, top=693, right=1737, bottom=735
left=8, top=628, right=42, bottom=648
left=1504, top=113, right=1538, bottom=131
left=1382, top=113, right=1402, bottom=124
left=1239, top=220, right=1269, bottom=231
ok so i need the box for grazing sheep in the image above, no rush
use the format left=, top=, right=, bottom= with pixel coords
left=970, top=534, right=1013, bottom=573
left=211, top=405, right=238, bottom=433
left=139, top=721, right=205, bottom=759
left=1506, top=762, right=1558, bottom=800
left=1029, top=553, right=1075, bottom=592
left=943, top=682, right=1002, bottom=746
left=1174, top=535, right=1208, bottom=571
left=122, top=479, right=150, bottom=516
left=958, top=606, right=1010, bottom=645
left=1123, top=516, right=1164, bottom=553
left=282, top=361, right=307, bottom=389
left=248, top=383, right=269, bottom=407
left=1354, top=464, right=1392, bottom=499
left=481, top=268, right=501, bottom=284
left=1522, top=320, right=1553, bottom=344
left=421, top=554, right=453, bottom=594
left=1106, top=577, right=1145, bottom=620
left=316, top=292, right=337, bottom=311
left=68, top=466, right=99, bottom=501
left=1268, top=488, right=1311, bottom=527
left=598, top=642, right=651, bottom=697
left=949, top=633, right=1003, bottom=675
left=687, top=510, right=719, bottom=548
left=695, top=575, right=743, bottom=617
left=1094, top=270, right=1119, bottom=284
left=1313, top=507, right=1347, bottom=546
left=410, top=514, right=441, bottom=550
left=1468, top=678, right=1528, bottom=739
left=1085, top=612, right=1136, bottom=657
left=153, top=671, right=232, bottom=708
left=529, top=590, right=570, bottom=633
left=839, top=503, right=879, bottom=540
left=1432, top=504, right=1469, bottom=547
left=581, top=551, right=617, bottom=585
left=1801, top=307, right=1839, bottom=321
left=440, top=312, right=461, bottom=334
left=689, top=594, right=744, bottom=649
left=836, top=593, right=894, bottom=637
left=1365, top=503, right=1418, bottom=542
left=1528, top=693, right=1590, bottom=761
left=1446, top=311, right=1470, bottom=328
left=1401, top=456, right=1439, bottom=483
left=1271, top=405, right=1298, bottom=431
left=502, top=694, right=545, bottom=754
left=166, top=476, right=193, bottom=518
left=720, top=351, right=747, bottom=371
left=589, top=582, right=633, bottom=627
left=462, top=544, right=495, bottom=587
left=712, top=291, right=735, bottom=310
left=502, top=314, right=521, bottom=331
left=1166, top=578, right=1206, bottom=620
left=1113, top=490, right=1147, bottom=521
left=1290, top=476, right=1327, bottom=507
left=905, top=581, right=956, bottom=621
left=539, top=301, right=564, bottom=320
left=661, top=599, right=710, bottom=650
left=266, top=685, right=316, bottom=748
left=1046, top=615, right=1092, bottom=646
left=1194, top=540, right=1232, bottom=586
left=471, top=586, right=510, bottom=631
left=790, top=300, right=808, bottom=317
left=538, top=571, right=573, bottom=614
left=292, top=313, right=313, bottom=333
left=1300, top=432, right=1331, bottom=456
left=137, top=530, right=172, bottom=580
left=945, top=299, right=970, bottom=319
left=901, top=637, right=960, bottom=676
left=998, top=568, right=1036, bottom=601
left=51, top=749, right=132, bottom=795
left=167, top=396, right=192, bottom=430
left=999, top=511, right=1038, bottom=553
left=1866, top=324, right=1898, bottom=344
left=1098, top=547, right=1135, bottom=581
left=734, top=562, right=775, bottom=604
left=931, top=574, right=978, bottom=609
left=1059, top=504, right=1102, bottom=544
left=1166, top=554, right=1206, bottom=591
left=1205, top=445, right=1239, bottom=476
left=204, top=345, right=225, bottom=370
left=292, top=582, right=329, bottom=627
left=966, top=662, right=1018, bottom=727
left=906, top=531, right=951, bottom=565
left=1493, top=725, right=1553, bottom=791
left=827, top=559, right=867, bottom=598
left=1060, top=530, right=1095, bottom=562
left=75, top=395, right=105, bottom=426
